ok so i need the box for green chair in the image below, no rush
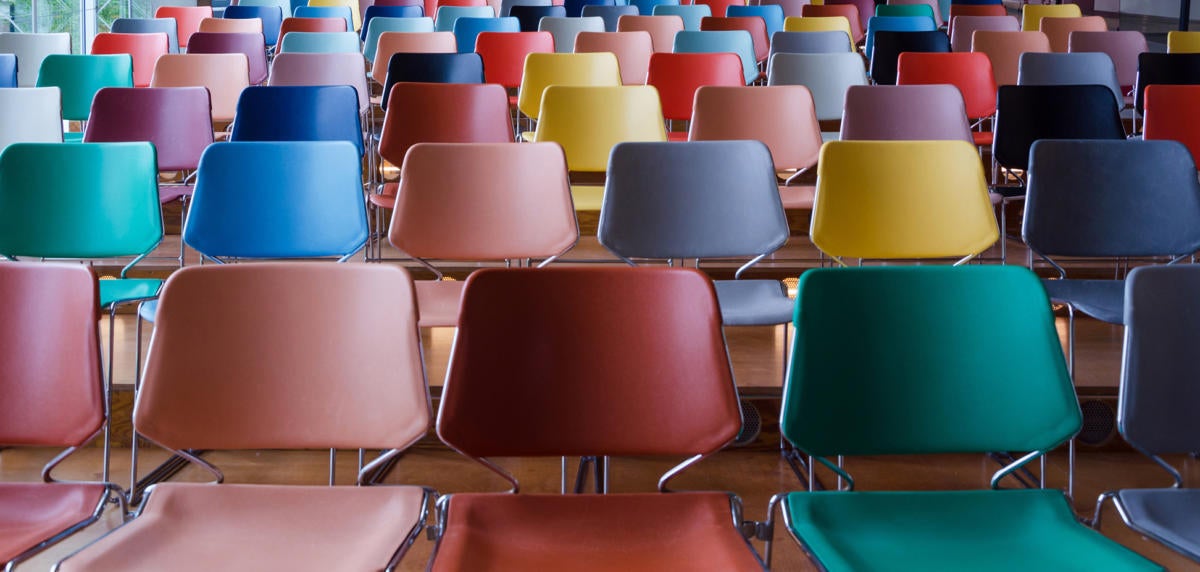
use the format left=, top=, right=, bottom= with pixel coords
left=763, top=265, right=1162, bottom=572
left=875, top=3, right=936, bottom=22
left=35, top=54, right=134, bottom=140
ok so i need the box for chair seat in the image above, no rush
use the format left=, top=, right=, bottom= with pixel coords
left=431, top=492, right=763, bottom=571
left=159, top=184, right=194, bottom=204
left=369, top=182, right=399, bottom=209
left=714, top=279, right=793, bottom=326
left=57, top=483, right=428, bottom=572
left=1041, top=278, right=1125, bottom=325
left=99, top=278, right=163, bottom=308
left=1116, top=488, right=1200, bottom=561
left=415, top=279, right=464, bottom=327
left=571, top=184, right=605, bottom=211
left=784, top=489, right=1161, bottom=571
left=667, top=131, right=688, bottom=142
left=0, top=483, right=107, bottom=564
left=779, top=184, right=815, bottom=210
left=972, top=131, right=993, bottom=146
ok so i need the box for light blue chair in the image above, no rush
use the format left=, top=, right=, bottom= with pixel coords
left=582, top=4, right=638, bottom=32
left=864, top=15, right=936, bottom=59
left=434, top=5, right=495, bottom=32
left=453, top=16, right=520, bottom=52
left=653, top=3, right=709, bottom=30
left=727, top=4, right=783, bottom=38
left=673, top=29, right=756, bottom=84
left=630, top=0, right=676, bottom=17
left=294, top=5, right=356, bottom=32
left=363, top=17, right=436, bottom=62
left=361, top=4, right=425, bottom=40
left=278, top=31, right=362, bottom=53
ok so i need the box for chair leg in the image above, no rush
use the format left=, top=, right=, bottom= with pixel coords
left=130, top=305, right=145, bottom=503
left=103, top=305, right=117, bottom=483
left=1066, top=302, right=1077, bottom=501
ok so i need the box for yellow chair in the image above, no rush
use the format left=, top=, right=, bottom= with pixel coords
left=531, top=85, right=667, bottom=210
left=783, top=16, right=853, bottom=47
left=1021, top=3, right=1080, bottom=32
left=309, top=0, right=362, bottom=31
left=1168, top=30, right=1200, bottom=53
left=516, top=52, right=621, bottom=121
left=810, top=140, right=998, bottom=264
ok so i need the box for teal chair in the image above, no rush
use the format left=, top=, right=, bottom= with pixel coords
left=278, top=30, right=362, bottom=53
left=673, top=30, right=756, bottom=84
left=294, top=4, right=355, bottom=31
left=453, top=16, right=519, bottom=53
left=764, top=265, right=1163, bottom=572
left=652, top=3, right=709, bottom=30
left=727, top=4, right=784, bottom=38
left=363, top=16, right=435, bottom=62
left=434, top=5, right=495, bottom=32
left=875, top=3, right=935, bottom=22
left=35, top=54, right=133, bottom=140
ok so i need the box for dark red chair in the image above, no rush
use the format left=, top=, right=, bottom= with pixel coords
left=279, top=16, right=350, bottom=45
left=185, top=31, right=268, bottom=85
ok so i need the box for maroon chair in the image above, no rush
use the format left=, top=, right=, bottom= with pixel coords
left=0, top=262, right=117, bottom=571
left=185, top=31, right=269, bottom=85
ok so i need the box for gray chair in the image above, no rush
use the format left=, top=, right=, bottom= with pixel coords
left=1017, top=52, right=1123, bottom=110
left=598, top=140, right=793, bottom=327
left=539, top=15, right=606, bottom=52
left=767, top=52, right=867, bottom=122
left=112, top=18, right=181, bottom=53
left=582, top=4, right=639, bottom=32
left=1093, top=264, right=1200, bottom=563
left=769, top=30, right=852, bottom=57
left=840, top=84, right=972, bottom=142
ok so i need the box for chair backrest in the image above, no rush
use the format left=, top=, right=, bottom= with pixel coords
left=574, top=31, right=653, bottom=84
left=947, top=4, right=1005, bottom=40
left=363, top=17, right=436, bottom=61
left=1069, top=30, right=1146, bottom=93
left=475, top=30, right=553, bottom=87
left=532, top=85, right=667, bottom=172
left=378, top=82, right=513, bottom=167
left=539, top=15, right=604, bottom=52
left=1168, top=30, right=1200, bottom=54
left=811, top=140, right=997, bottom=260
left=137, top=263, right=428, bottom=453
left=646, top=52, right=743, bottom=120
left=362, top=5, right=426, bottom=41
left=784, top=265, right=1078, bottom=457
left=199, top=15, right=264, bottom=34
left=0, top=32, right=72, bottom=87
left=83, top=86, right=213, bottom=172
left=1144, top=84, right=1200, bottom=167
left=798, top=5, right=861, bottom=42
left=948, top=14, right=1017, bottom=53
left=896, top=51, right=995, bottom=119
left=701, top=16, right=769, bottom=63
left=112, top=17, right=180, bottom=53
left=672, top=29, right=756, bottom=84
left=280, top=15, right=349, bottom=40
left=370, top=31, right=457, bottom=81
left=783, top=16, right=853, bottom=48
left=1017, top=51, right=1122, bottom=108
left=875, top=3, right=934, bottom=23
left=758, top=0, right=808, bottom=18
left=516, top=51, right=620, bottom=118
left=767, top=51, right=866, bottom=121
left=1023, top=139, right=1200, bottom=259
left=278, top=30, right=361, bottom=52
left=500, top=0, right=549, bottom=17
left=840, top=84, right=971, bottom=142
left=1021, top=2, right=1080, bottom=32
left=993, top=84, right=1125, bottom=171
left=89, top=33, right=168, bottom=88
left=616, top=14, right=684, bottom=52
left=0, top=87, right=63, bottom=149
left=381, top=52, right=484, bottom=108
left=453, top=15, right=519, bottom=52
left=230, top=85, right=363, bottom=158
left=308, top=0, right=364, bottom=30
left=510, top=5, right=567, bottom=32
left=770, top=30, right=852, bottom=56
left=581, top=5, right=637, bottom=32
left=653, top=4, right=710, bottom=31
left=599, top=140, right=787, bottom=260
left=268, top=52, right=371, bottom=114
left=434, top=4, right=494, bottom=31
left=689, top=84, right=821, bottom=172
left=438, top=267, right=740, bottom=463
left=864, top=15, right=936, bottom=59
left=868, top=29, right=949, bottom=85
left=1135, top=53, right=1200, bottom=117
left=630, top=0, right=676, bottom=18
left=0, top=142, right=162, bottom=259
left=223, top=5, right=285, bottom=45
left=155, top=6, right=213, bottom=48
left=36, top=54, right=133, bottom=122
left=293, top=5, right=356, bottom=31
left=185, top=141, right=368, bottom=259
left=886, top=0, right=942, bottom=26
left=150, top=53, right=250, bottom=122
left=390, top=142, right=577, bottom=260
left=0, top=262, right=104, bottom=449
left=971, top=30, right=1050, bottom=86
left=187, top=31, right=268, bottom=84
left=565, top=0, right=617, bottom=17
left=727, top=4, right=785, bottom=37
left=825, top=0, right=873, bottom=31
left=1041, top=14, right=1104, bottom=53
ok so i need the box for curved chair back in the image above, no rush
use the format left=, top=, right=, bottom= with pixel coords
left=198, top=15, right=264, bottom=34
left=1024, top=139, right=1200, bottom=259
left=36, top=54, right=133, bottom=122
left=516, top=51, right=620, bottom=118
left=187, top=32, right=268, bottom=85
left=800, top=5, right=862, bottom=43
left=538, top=15, right=604, bottom=52
left=475, top=31, right=553, bottom=87
left=758, top=0, right=808, bottom=18
left=701, top=15, right=769, bottom=63
left=155, top=6, right=213, bottom=49
left=1134, top=53, right=1200, bottom=117
left=150, top=53, right=250, bottom=122
left=510, top=5, right=566, bottom=32
left=646, top=52, right=743, bottom=121
left=696, top=0, right=738, bottom=18
left=1021, top=2, right=1080, bottom=32
left=230, top=85, right=363, bottom=157
left=0, top=32, right=71, bottom=87
left=0, top=87, right=63, bottom=149
left=863, top=15, right=936, bottom=60
left=0, top=55, right=15, bottom=88
left=453, top=15, right=518, bottom=52
left=993, top=84, right=1125, bottom=172
left=653, top=4, right=711, bottom=31
left=564, top=0, right=613, bottom=18
left=1041, top=14, right=1104, bottom=53
left=767, top=51, right=866, bottom=121
left=83, top=87, right=213, bottom=172
left=630, top=0, right=676, bottom=14
left=783, top=15, right=853, bottom=48
left=362, top=5, right=426, bottom=41
left=897, top=51, right=996, bottom=120
left=223, top=5, right=284, bottom=45
left=868, top=29, right=949, bottom=85
left=89, top=33, right=168, bottom=88
left=1144, top=84, right=1200, bottom=167
left=500, top=0, right=549, bottom=17
left=280, top=16, right=349, bottom=40
left=672, top=29, right=756, bottom=84
left=811, top=140, right=997, bottom=261
left=770, top=30, right=852, bottom=56
left=949, top=14, right=1017, bottom=53
left=185, top=141, right=368, bottom=259
left=948, top=4, right=1006, bottom=31
left=1168, top=30, right=1200, bottom=53
left=112, top=17, right=180, bottom=53
left=269, top=52, right=371, bottom=114
left=370, top=31, right=457, bottom=81
left=885, top=0, right=942, bottom=26
left=532, top=85, right=667, bottom=172
left=293, top=5, right=356, bottom=31
left=689, top=84, right=821, bottom=173
left=728, top=4, right=784, bottom=37
left=278, top=30, right=361, bottom=52
left=381, top=52, right=484, bottom=108
left=378, top=82, right=514, bottom=168
left=575, top=31, right=653, bottom=84
left=616, top=14, right=684, bottom=52
left=363, top=16, right=436, bottom=61
left=1018, top=51, right=1122, bottom=108
left=971, top=30, right=1050, bottom=86
left=823, top=0, right=872, bottom=31
left=434, top=5, right=494, bottom=31
left=308, top=0, right=364, bottom=30
left=0, top=142, right=162, bottom=259
left=582, top=4, right=638, bottom=32
left=840, top=84, right=971, bottom=142
left=875, top=3, right=935, bottom=22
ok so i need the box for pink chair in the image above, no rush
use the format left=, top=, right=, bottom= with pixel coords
left=155, top=5, right=213, bottom=49
left=574, top=30, right=653, bottom=84
left=150, top=53, right=250, bottom=123
left=269, top=52, right=372, bottom=115
left=1041, top=14, right=1105, bottom=53
left=949, top=14, right=1018, bottom=52
left=1069, top=30, right=1148, bottom=104
left=840, top=84, right=973, bottom=142
left=972, top=30, right=1050, bottom=86
left=186, top=32, right=269, bottom=85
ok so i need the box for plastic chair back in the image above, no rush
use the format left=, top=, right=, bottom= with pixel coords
left=1167, top=30, right=1200, bottom=54
left=381, top=52, right=484, bottom=108
left=993, top=84, right=1125, bottom=172
left=971, top=30, right=1050, bottom=86
left=701, top=16, right=768, bottom=62
left=363, top=17, right=435, bottom=61
left=269, top=52, right=371, bottom=114
left=864, top=15, right=936, bottom=60
left=230, top=85, right=363, bottom=158
left=278, top=30, right=361, bottom=52
left=510, top=5, right=566, bottom=32
left=868, top=29, right=948, bottom=85
left=885, top=0, right=942, bottom=26
left=112, top=17, right=180, bottom=53
left=36, top=54, right=133, bottom=121
left=434, top=5, right=494, bottom=31
left=616, top=14, right=684, bottom=52
left=630, top=0, right=675, bottom=18
left=0, top=263, right=103, bottom=448
left=949, top=14, right=1017, bottom=53
left=378, top=82, right=513, bottom=167
left=293, top=5, right=355, bottom=31
left=653, top=4, right=710, bottom=31
left=475, top=31, right=553, bottom=87
left=785, top=265, right=1077, bottom=457
left=1041, top=14, right=1104, bottom=53
left=500, top=0, right=549, bottom=17
left=689, top=84, right=821, bottom=172
left=224, top=5, right=285, bottom=45
left=646, top=52, right=743, bottom=120
left=198, top=15, right=264, bottom=34
left=1021, top=2, right=1080, bottom=32
left=947, top=4, right=1005, bottom=40
left=799, top=5, right=861, bottom=43
left=767, top=51, right=866, bottom=121
left=1069, top=31, right=1147, bottom=95
left=538, top=16, right=604, bottom=52
left=728, top=4, right=784, bottom=37
left=1024, top=139, right=1200, bottom=259
left=758, top=0, right=808, bottom=18
left=185, top=141, right=368, bottom=259
left=0, top=142, right=162, bottom=259
left=0, top=87, right=63, bottom=149
left=90, top=33, right=168, bottom=88
left=1135, top=53, right=1200, bottom=117
left=769, top=30, right=852, bottom=56
left=695, top=0, right=738, bottom=19
left=811, top=140, right=997, bottom=260
left=1144, top=84, right=1200, bottom=167
left=825, top=0, right=872, bottom=31
left=1017, top=51, right=1122, bottom=109
left=150, top=53, right=250, bottom=122
left=574, top=31, right=653, bottom=84
left=875, top=3, right=934, bottom=22
left=532, top=85, right=667, bottom=172
left=439, top=267, right=740, bottom=458
left=137, top=263, right=428, bottom=452
left=308, top=0, right=364, bottom=30
left=516, top=51, right=620, bottom=118
left=896, top=51, right=995, bottom=119
left=453, top=15, right=518, bottom=52
left=565, top=0, right=614, bottom=18
left=782, top=15, right=853, bottom=47
left=672, top=30, right=756, bottom=84
left=362, top=5, right=425, bottom=41
left=370, top=31, right=457, bottom=80
left=0, top=54, right=16, bottom=88
left=279, top=17, right=349, bottom=43
left=187, top=32, right=268, bottom=84
left=155, top=6, right=213, bottom=49
left=840, top=84, right=970, bottom=142
left=84, top=87, right=213, bottom=171
left=0, top=32, right=71, bottom=87
left=582, top=4, right=638, bottom=32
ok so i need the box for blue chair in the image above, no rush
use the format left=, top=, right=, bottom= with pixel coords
left=630, top=0, right=676, bottom=17
left=673, top=30, right=756, bottom=84
left=278, top=30, right=362, bottom=53
left=510, top=4, right=566, bottom=31
left=453, top=16, right=520, bottom=52
left=653, top=3, right=709, bottom=30
left=434, top=5, right=495, bottom=32
left=565, top=0, right=614, bottom=18
left=361, top=4, right=424, bottom=40
left=864, top=15, right=936, bottom=59
left=224, top=5, right=285, bottom=46
left=727, top=4, right=783, bottom=37
left=112, top=17, right=180, bottom=53
left=381, top=52, right=485, bottom=108
left=294, top=5, right=356, bottom=31
left=582, top=4, right=638, bottom=32
left=363, top=17, right=436, bottom=62
left=0, top=54, right=15, bottom=88
left=230, top=85, right=365, bottom=158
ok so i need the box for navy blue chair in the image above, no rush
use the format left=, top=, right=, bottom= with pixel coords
left=869, top=30, right=949, bottom=86
left=112, top=17, right=181, bottom=53
left=229, top=85, right=364, bottom=158
left=510, top=4, right=566, bottom=32
left=224, top=5, right=285, bottom=46
left=565, top=0, right=614, bottom=17
left=0, top=54, right=15, bottom=88
left=381, top=52, right=484, bottom=109
left=361, top=4, right=424, bottom=40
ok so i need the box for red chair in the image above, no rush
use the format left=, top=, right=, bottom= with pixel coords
left=646, top=51, right=744, bottom=139
left=186, top=31, right=269, bottom=85
left=896, top=51, right=997, bottom=147
left=279, top=16, right=349, bottom=44
left=155, top=5, right=212, bottom=49
left=90, top=32, right=168, bottom=87
left=1144, top=84, right=1200, bottom=167
left=475, top=30, right=554, bottom=91
left=801, top=3, right=863, bottom=44
left=700, top=15, right=768, bottom=63
left=0, top=263, right=115, bottom=571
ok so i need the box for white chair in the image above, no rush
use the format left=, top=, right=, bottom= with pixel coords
left=539, top=16, right=605, bottom=52
left=0, top=87, right=63, bottom=149
left=0, top=33, right=71, bottom=87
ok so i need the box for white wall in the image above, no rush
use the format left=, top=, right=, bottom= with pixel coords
left=1119, top=0, right=1200, bottom=20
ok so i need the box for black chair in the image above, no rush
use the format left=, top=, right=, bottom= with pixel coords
left=510, top=4, right=566, bottom=32
left=381, top=52, right=484, bottom=109
left=868, top=30, right=949, bottom=86
left=582, top=4, right=638, bottom=32
left=1134, top=52, right=1200, bottom=118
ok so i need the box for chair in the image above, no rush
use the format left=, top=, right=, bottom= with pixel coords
left=696, top=0, right=740, bottom=19
left=630, top=0, right=675, bottom=17
left=293, top=5, right=356, bottom=31
left=886, top=0, right=942, bottom=26
left=896, top=51, right=996, bottom=147
left=582, top=5, right=638, bottom=32
left=434, top=4, right=494, bottom=31
left=370, top=31, right=457, bottom=82
left=363, top=17, right=436, bottom=62
left=112, top=17, right=180, bottom=53
left=0, top=263, right=114, bottom=572
left=0, top=55, right=14, bottom=88
left=230, top=85, right=363, bottom=161
left=1022, top=2, right=1080, bottom=32
left=198, top=15, right=264, bottom=34
left=767, top=52, right=867, bottom=122
left=799, top=5, right=862, bottom=44
left=564, top=0, right=613, bottom=18
left=52, top=262, right=431, bottom=572
left=500, top=0, right=549, bottom=17
left=380, top=52, right=484, bottom=109
left=863, top=16, right=936, bottom=64
left=155, top=6, right=213, bottom=49
left=510, top=5, right=566, bottom=32
left=269, top=52, right=372, bottom=115
left=475, top=30, right=554, bottom=88
left=361, top=4, right=425, bottom=41
left=1168, top=30, right=1200, bottom=53
left=653, top=4, right=710, bottom=31
left=971, top=30, right=1050, bottom=86
left=36, top=54, right=133, bottom=135
left=645, top=52, right=744, bottom=135
left=825, top=0, right=873, bottom=33
left=1134, top=53, right=1200, bottom=119
left=429, top=266, right=765, bottom=571
left=949, top=14, right=1018, bottom=52
left=0, top=32, right=71, bottom=87
left=758, top=0, right=808, bottom=18
left=770, top=30, right=852, bottom=55
left=840, top=84, right=971, bottom=142
left=1041, top=14, right=1104, bottom=53
left=1069, top=30, right=1146, bottom=106
left=388, top=143, right=578, bottom=327
left=574, top=31, right=653, bottom=84
left=89, top=33, right=167, bottom=89
left=185, top=32, right=268, bottom=84
left=764, top=264, right=1160, bottom=572
left=810, top=141, right=996, bottom=263
left=453, top=15, right=518, bottom=52
left=875, top=3, right=936, bottom=25
left=223, top=5, right=285, bottom=46
left=616, top=14, right=684, bottom=52
left=783, top=16, right=854, bottom=48
left=150, top=53, right=250, bottom=123
left=0, top=87, right=64, bottom=149
left=673, top=30, right=757, bottom=84
left=539, top=16, right=604, bottom=52
left=868, top=29, right=948, bottom=85
left=309, top=0, right=364, bottom=30
left=1144, top=84, right=1200, bottom=167
left=947, top=3, right=1006, bottom=41
left=1017, top=51, right=1123, bottom=109
left=728, top=4, right=784, bottom=38
left=279, top=16, right=349, bottom=42
left=516, top=51, right=620, bottom=120
left=278, top=30, right=361, bottom=52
